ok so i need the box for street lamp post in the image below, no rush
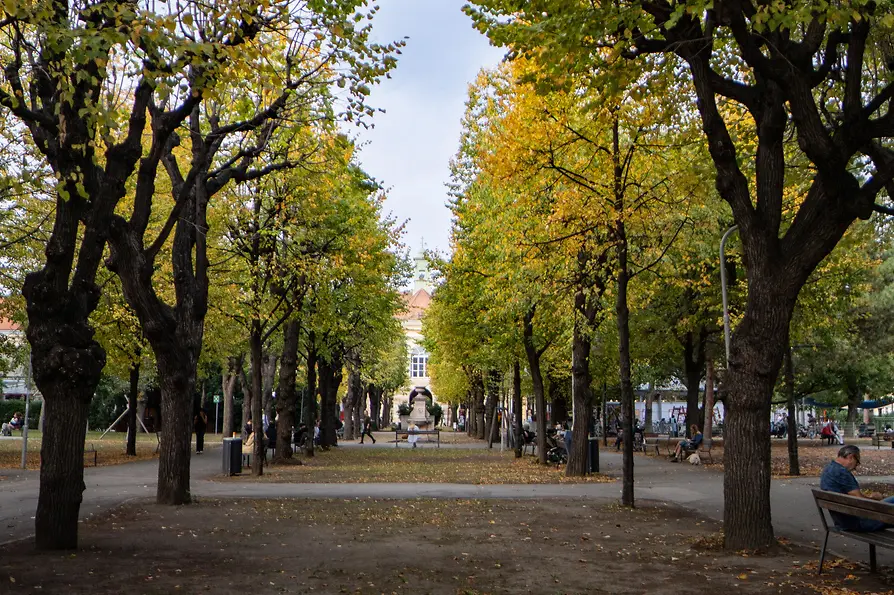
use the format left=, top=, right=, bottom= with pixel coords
left=720, top=225, right=738, bottom=365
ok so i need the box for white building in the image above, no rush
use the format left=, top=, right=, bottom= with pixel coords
left=395, top=250, right=437, bottom=414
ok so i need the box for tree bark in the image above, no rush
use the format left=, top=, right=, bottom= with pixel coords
left=249, top=321, right=264, bottom=476
left=704, top=360, right=715, bottom=449
left=343, top=349, right=362, bottom=441
left=262, top=352, right=278, bottom=423
left=126, top=362, right=140, bottom=456
left=222, top=355, right=241, bottom=438
left=368, top=384, right=381, bottom=429
left=784, top=346, right=800, bottom=476
left=523, top=308, right=548, bottom=465
left=303, top=336, right=318, bottom=456
left=484, top=370, right=501, bottom=447
left=612, top=117, right=636, bottom=508
left=567, top=317, right=593, bottom=476
left=318, top=352, right=343, bottom=448
left=155, top=350, right=197, bottom=504
left=682, top=331, right=706, bottom=438
left=513, top=360, right=523, bottom=459
left=274, top=319, right=300, bottom=462
left=472, top=372, right=486, bottom=440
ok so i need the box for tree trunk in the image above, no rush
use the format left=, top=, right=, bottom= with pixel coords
left=222, top=355, right=241, bottom=438
left=319, top=352, right=343, bottom=448
left=33, top=391, right=93, bottom=550
left=471, top=371, right=485, bottom=440
left=513, top=360, right=523, bottom=459
left=250, top=321, right=264, bottom=476
left=368, top=384, right=381, bottom=429
left=155, top=351, right=197, bottom=505
left=784, top=347, right=800, bottom=476
left=567, top=318, right=593, bottom=476
left=126, top=362, right=140, bottom=456
left=343, top=350, right=362, bottom=441
left=484, top=369, right=500, bottom=447
left=704, top=360, right=715, bottom=449
left=23, top=190, right=107, bottom=549
left=262, top=352, right=278, bottom=423
left=682, top=331, right=706, bottom=438
left=613, top=118, right=636, bottom=508
left=644, top=391, right=654, bottom=433
left=274, top=319, right=300, bottom=462
left=723, top=289, right=796, bottom=550
left=303, top=337, right=318, bottom=457
left=523, top=308, right=548, bottom=465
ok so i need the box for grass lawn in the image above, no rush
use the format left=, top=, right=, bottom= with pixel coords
left=2, top=497, right=890, bottom=594
left=228, top=443, right=615, bottom=484
left=0, top=431, right=225, bottom=470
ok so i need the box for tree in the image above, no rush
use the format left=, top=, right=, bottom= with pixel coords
left=0, top=0, right=399, bottom=547
left=466, top=0, right=894, bottom=549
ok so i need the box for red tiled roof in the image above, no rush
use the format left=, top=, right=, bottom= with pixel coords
left=396, top=289, right=431, bottom=321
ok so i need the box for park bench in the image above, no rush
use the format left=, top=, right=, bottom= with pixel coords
left=84, top=443, right=98, bottom=467
left=643, top=434, right=668, bottom=456
left=682, top=441, right=714, bottom=464
left=871, top=434, right=894, bottom=450
left=394, top=428, right=440, bottom=448
left=812, top=489, right=894, bottom=573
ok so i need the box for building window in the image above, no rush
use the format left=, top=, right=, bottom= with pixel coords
left=411, top=354, right=428, bottom=378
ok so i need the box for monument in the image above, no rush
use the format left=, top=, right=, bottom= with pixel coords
left=408, top=394, right=431, bottom=430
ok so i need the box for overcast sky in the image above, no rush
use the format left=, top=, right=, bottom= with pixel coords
left=355, top=1, right=505, bottom=258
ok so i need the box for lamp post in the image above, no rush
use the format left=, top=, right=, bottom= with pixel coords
left=720, top=225, right=738, bottom=365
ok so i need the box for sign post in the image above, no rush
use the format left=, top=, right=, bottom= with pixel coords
left=213, top=395, right=221, bottom=434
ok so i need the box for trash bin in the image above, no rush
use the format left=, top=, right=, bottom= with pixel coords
left=587, top=435, right=599, bottom=473
left=222, top=437, right=242, bottom=476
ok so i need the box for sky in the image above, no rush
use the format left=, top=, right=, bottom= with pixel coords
left=354, top=1, right=505, bottom=258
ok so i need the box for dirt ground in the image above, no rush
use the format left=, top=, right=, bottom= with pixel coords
left=1, top=498, right=892, bottom=595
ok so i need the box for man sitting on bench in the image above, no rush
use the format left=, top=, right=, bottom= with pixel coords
left=820, top=445, right=894, bottom=532
left=670, top=424, right=703, bottom=462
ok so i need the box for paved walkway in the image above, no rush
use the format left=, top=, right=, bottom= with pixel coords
left=1, top=440, right=890, bottom=566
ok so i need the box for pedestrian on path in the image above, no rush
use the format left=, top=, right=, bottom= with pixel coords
left=360, top=413, right=376, bottom=444
left=194, top=408, right=208, bottom=454
left=820, top=444, right=894, bottom=531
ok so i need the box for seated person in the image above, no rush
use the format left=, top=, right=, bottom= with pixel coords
left=521, top=424, right=535, bottom=444
left=671, top=424, right=703, bottom=462
left=266, top=423, right=277, bottom=449
left=242, top=429, right=255, bottom=453
left=294, top=423, right=308, bottom=449
left=820, top=445, right=894, bottom=532
left=8, top=412, right=23, bottom=431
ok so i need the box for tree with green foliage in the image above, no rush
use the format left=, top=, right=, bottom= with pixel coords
left=0, top=0, right=399, bottom=548
left=466, top=0, right=894, bottom=549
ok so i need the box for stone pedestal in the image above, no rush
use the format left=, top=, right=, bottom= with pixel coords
left=409, top=395, right=431, bottom=429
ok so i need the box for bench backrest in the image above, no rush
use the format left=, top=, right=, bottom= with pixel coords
left=812, top=489, right=894, bottom=526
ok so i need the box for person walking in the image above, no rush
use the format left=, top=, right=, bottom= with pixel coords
left=360, top=413, right=376, bottom=444
left=194, top=407, right=208, bottom=454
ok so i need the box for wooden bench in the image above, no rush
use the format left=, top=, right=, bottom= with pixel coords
left=395, top=429, right=440, bottom=448
left=644, top=434, right=671, bottom=456
left=872, top=435, right=893, bottom=450
left=682, top=442, right=714, bottom=464
left=812, top=489, right=894, bottom=573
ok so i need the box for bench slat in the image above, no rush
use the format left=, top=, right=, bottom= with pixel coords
left=813, top=489, right=894, bottom=525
